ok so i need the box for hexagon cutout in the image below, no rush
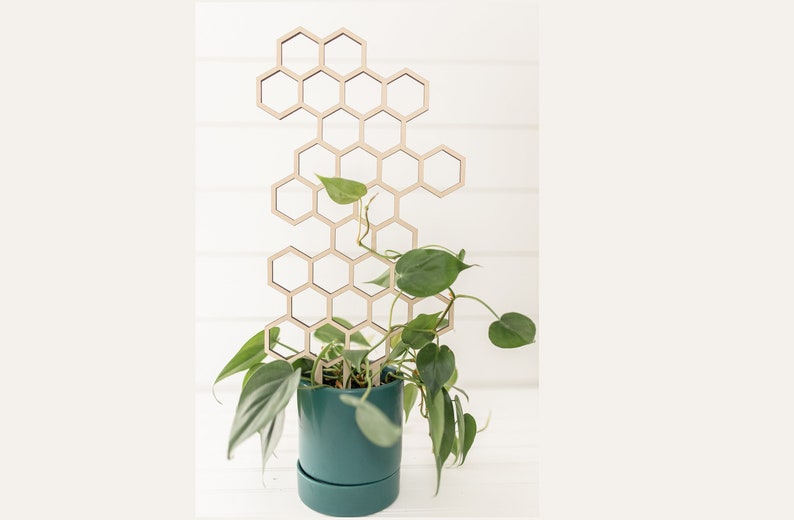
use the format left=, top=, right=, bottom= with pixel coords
left=289, top=217, right=333, bottom=257
left=411, top=294, right=450, bottom=317
left=323, top=32, right=365, bottom=76
left=257, top=69, right=300, bottom=119
left=267, top=321, right=307, bottom=360
left=309, top=321, right=347, bottom=357
left=357, top=184, right=395, bottom=226
left=371, top=292, right=410, bottom=331
left=279, top=30, right=320, bottom=76
left=340, top=147, right=377, bottom=185
left=364, top=111, right=402, bottom=153
left=344, top=71, right=383, bottom=116
left=386, top=71, right=428, bottom=120
left=297, top=141, right=336, bottom=186
left=322, top=109, right=360, bottom=151
left=291, top=287, right=328, bottom=327
left=312, top=252, right=351, bottom=294
left=353, top=325, right=388, bottom=363
left=373, top=219, right=417, bottom=255
left=273, top=176, right=313, bottom=223
left=381, top=149, right=420, bottom=193
left=335, top=217, right=370, bottom=260
left=302, top=71, right=340, bottom=114
left=269, top=247, right=310, bottom=293
left=353, top=255, right=392, bottom=296
left=421, top=147, right=465, bottom=197
left=332, top=290, right=369, bottom=328
left=316, top=187, right=356, bottom=224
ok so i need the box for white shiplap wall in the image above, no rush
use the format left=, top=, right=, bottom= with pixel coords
left=195, top=0, right=538, bottom=392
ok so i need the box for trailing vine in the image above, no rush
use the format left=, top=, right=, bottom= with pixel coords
left=215, top=175, right=536, bottom=494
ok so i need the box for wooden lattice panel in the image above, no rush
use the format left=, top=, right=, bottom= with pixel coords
left=258, top=27, right=466, bottom=383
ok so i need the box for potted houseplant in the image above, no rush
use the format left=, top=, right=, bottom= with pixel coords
left=215, top=177, right=537, bottom=517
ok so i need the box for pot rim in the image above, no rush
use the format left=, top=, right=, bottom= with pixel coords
left=298, top=365, right=401, bottom=394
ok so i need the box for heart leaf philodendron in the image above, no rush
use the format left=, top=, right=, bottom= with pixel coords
left=316, top=175, right=368, bottom=205
left=416, top=344, right=456, bottom=399
left=216, top=173, right=537, bottom=496
left=394, top=249, right=472, bottom=297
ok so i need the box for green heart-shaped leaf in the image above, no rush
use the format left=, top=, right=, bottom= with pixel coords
left=313, top=323, right=343, bottom=344
left=401, top=312, right=441, bottom=348
left=338, top=394, right=360, bottom=407
left=427, top=388, right=455, bottom=494
left=461, top=413, right=477, bottom=464
left=395, top=249, right=471, bottom=297
left=388, top=340, right=411, bottom=361
left=488, top=312, right=536, bottom=348
left=440, top=390, right=455, bottom=464
left=339, top=395, right=402, bottom=447
left=428, top=391, right=445, bottom=458
left=227, top=361, right=300, bottom=459
left=453, top=395, right=465, bottom=466
left=403, top=383, right=419, bottom=422
left=291, top=357, right=314, bottom=377
left=367, top=268, right=392, bottom=289
left=317, top=175, right=367, bottom=204
left=342, top=349, right=368, bottom=368
left=444, top=368, right=458, bottom=390
left=416, top=343, right=455, bottom=398
left=314, top=318, right=371, bottom=346
left=214, top=328, right=277, bottom=388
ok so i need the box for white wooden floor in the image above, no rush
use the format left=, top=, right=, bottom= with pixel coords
left=196, top=385, right=538, bottom=519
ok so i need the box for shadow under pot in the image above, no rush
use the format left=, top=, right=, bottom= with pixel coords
left=296, top=368, right=404, bottom=517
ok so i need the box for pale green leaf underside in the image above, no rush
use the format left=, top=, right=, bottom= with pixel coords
left=227, top=362, right=300, bottom=459
left=403, top=383, right=419, bottom=422
left=339, top=394, right=402, bottom=448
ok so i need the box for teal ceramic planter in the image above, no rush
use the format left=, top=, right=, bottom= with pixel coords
left=296, top=369, right=403, bottom=517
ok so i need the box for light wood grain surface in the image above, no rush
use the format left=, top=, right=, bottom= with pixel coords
left=196, top=385, right=538, bottom=518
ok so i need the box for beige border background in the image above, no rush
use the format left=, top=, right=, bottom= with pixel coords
left=2, top=1, right=794, bottom=519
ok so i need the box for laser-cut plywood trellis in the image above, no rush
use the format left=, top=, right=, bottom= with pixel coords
left=258, top=27, right=465, bottom=385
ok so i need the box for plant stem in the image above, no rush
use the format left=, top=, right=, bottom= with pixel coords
left=365, top=324, right=404, bottom=357
left=355, top=194, right=401, bottom=261
left=418, top=386, right=428, bottom=418
left=455, top=294, right=500, bottom=320
left=275, top=341, right=302, bottom=355
left=435, top=292, right=456, bottom=330
left=310, top=342, right=337, bottom=385
left=361, top=357, right=373, bottom=401
left=390, top=371, right=421, bottom=385
left=387, top=290, right=403, bottom=330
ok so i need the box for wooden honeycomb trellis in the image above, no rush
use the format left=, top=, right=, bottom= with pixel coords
left=258, top=27, right=466, bottom=384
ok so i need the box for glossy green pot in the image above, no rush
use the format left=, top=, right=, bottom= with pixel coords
left=296, top=369, right=403, bottom=517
